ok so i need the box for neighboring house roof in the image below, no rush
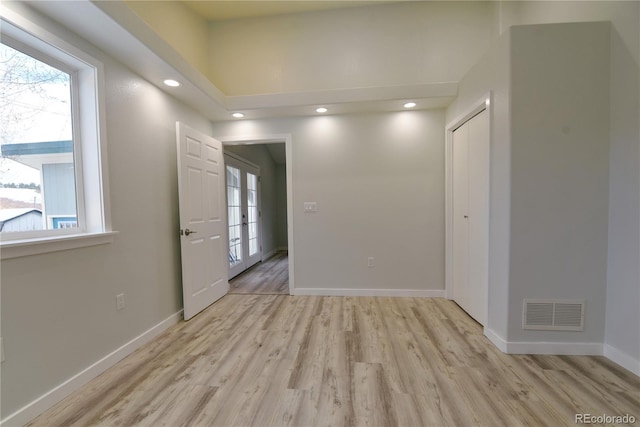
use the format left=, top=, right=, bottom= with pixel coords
left=1, top=140, right=74, bottom=171
left=1, top=140, right=73, bottom=157
left=0, top=208, right=42, bottom=231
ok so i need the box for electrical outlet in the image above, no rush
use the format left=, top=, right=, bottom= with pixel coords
left=116, top=293, right=125, bottom=311
left=367, top=257, right=375, bottom=268
left=1, top=337, right=5, bottom=363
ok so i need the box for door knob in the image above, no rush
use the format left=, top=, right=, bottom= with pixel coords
left=242, top=222, right=248, bottom=226
left=464, top=215, right=469, bottom=219
left=184, top=228, right=197, bottom=236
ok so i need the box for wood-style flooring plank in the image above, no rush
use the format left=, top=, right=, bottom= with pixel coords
left=28, top=294, right=640, bottom=427
left=229, top=252, right=289, bottom=295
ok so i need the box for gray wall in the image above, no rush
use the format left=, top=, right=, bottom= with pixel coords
left=1, top=3, right=211, bottom=418
left=449, top=16, right=638, bottom=367
left=512, top=0, right=640, bottom=366
left=508, top=22, right=610, bottom=344
left=213, top=110, right=446, bottom=292
left=275, top=163, right=288, bottom=249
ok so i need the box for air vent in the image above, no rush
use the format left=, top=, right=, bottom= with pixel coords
left=523, top=299, right=584, bottom=331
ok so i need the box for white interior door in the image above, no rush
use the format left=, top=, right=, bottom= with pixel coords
left=467, top=109, right=490, bottom=325
left=452, top=121, right=471, bottom=317
left=452, top=109, right=489, bottom=325
left=176, top=122, right=229, bottom=320
left=225, top=153, right=261, bottom=279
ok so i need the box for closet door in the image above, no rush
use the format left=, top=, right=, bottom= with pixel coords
left=452, top=109, right=489, bottom=325
left=467, top=110, right=490, bottom=325
left=452, top=121, right=471, bottom=318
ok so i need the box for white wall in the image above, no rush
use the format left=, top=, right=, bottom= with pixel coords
left=1, top=3, right=212, bottom=419
left=207, top=1, right=493, bottom=95
left=212, top=111, right=445, bottom=294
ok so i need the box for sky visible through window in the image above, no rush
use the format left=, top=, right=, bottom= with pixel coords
left=0, top=42, right=74, bottom=229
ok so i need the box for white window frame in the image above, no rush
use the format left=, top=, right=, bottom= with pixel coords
left=0, top=12, right=115, bottom=259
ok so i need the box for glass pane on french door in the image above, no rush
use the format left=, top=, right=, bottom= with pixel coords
left=247, top=172, right=259, bottom=256
left=226, top=165, right=242, bottom=267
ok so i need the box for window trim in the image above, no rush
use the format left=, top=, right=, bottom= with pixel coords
left=1, top=231, right=118, bottom=259
left=0, top=10, right=113, bottom=257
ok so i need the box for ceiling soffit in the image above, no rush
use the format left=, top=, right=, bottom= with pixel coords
left=181, top=1, right=396, bottom=22
left=22, top=1, right=457, bottom=121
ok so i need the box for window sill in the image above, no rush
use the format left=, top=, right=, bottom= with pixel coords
left=0, top=231, right=118, bottom=259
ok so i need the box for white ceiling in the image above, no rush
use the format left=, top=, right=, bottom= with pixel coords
left=181, top=1, right=395, bottom=22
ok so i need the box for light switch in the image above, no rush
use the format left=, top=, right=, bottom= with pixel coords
left=304, top=202, right=317, bottom=213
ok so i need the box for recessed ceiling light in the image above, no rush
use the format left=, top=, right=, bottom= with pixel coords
left=316, top=107, right=328, bottom=113
left=163, top=79, right=180, bottom=87
left=232, top=112, right=245, bottom=118
left=403, top=102, right=417, bottom=109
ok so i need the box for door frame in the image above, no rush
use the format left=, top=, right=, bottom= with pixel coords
left=218, top=133, right=295, bottom=295
left=224, top=151, right=262, bottom=278
left=445, top=93, right=491, bottom=327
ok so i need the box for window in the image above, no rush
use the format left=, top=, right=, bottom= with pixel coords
left=0, top=12, right=112, bottom=258
left=1, top=42, right=77, bottom=234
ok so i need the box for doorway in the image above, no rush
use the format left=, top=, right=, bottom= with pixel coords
left=220, top=134, right=294, bottom=295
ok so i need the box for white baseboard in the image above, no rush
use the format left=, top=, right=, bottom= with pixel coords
left=505, top=341, right=603, bottom=355
left=484, top=328, right=509, bottom=352
left=291, top=288, right=445, bottom=298
left=483, top=329, right=640, bottom=377
left=484, top=328, right=603, bottom=355
left=262, top=248, right=287, bottom=261
left=604, top=344, right=640, bottom=376
left=2, top=310, right=183, bottom=427
left=262, top=248, right=277, bottom=260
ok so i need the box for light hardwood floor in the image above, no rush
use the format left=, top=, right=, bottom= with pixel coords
left=28, top=295, right=640, bottom=426
left=229, top=252, right=289, bottom=295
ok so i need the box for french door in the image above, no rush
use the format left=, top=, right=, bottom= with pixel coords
left=225, top=153, right=262, bottom=279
